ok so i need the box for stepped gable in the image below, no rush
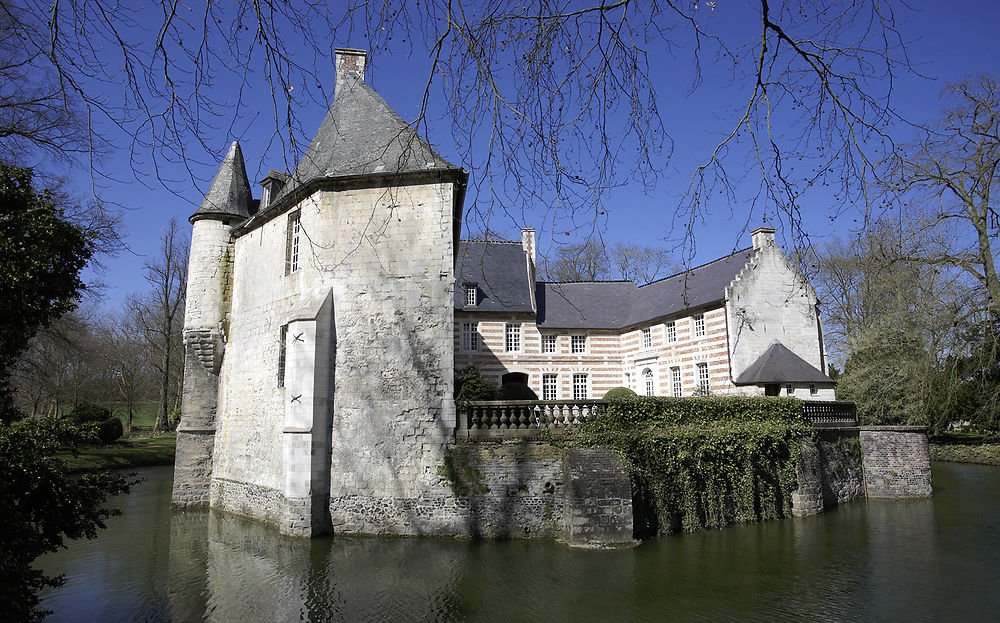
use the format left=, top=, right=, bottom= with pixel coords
left=628, top=248, right=755, bottom=326
left=456, top=240, right=534, bottom=313
left=536, top=281, right=637, bottom=329
left=191, top=141, right=252, bottom=222
left=735, top=341, right=834, bottom=385
left=276, top=73, right=461, bottom=203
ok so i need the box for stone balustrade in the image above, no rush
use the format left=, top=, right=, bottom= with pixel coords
left=457, top=400, right=606, bottom=440
left=801, top=400, right=858, bottom=427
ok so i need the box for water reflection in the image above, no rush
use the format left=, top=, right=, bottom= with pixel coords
left=38, top=464, right=1000, bottom=622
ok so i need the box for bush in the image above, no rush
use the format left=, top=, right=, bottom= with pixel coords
left=603, top=386, right=637, bottom=401
left=96, top=418, right=123, bottom=444
left=455, top=366, right=499, bottom=401
left=69, top=403, right=111, bottom=425
left=500, top=382, right=538, bottom=400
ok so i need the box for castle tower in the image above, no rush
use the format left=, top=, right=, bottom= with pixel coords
left=171, top=141, right=252, bottom=508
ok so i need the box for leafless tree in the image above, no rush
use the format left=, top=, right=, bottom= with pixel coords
left=609, top=243, right=679, bottom=285
left=544, top=238, right=677, bottom=283
left=884, top=75, right=1000, bottom=318
left=129, top=219, right=187, bottom=432
left=3, top=1, right=910, bottom=251
left=545, top=239, right=611, bottom=281
left=101, top=309, right=154, bottom=433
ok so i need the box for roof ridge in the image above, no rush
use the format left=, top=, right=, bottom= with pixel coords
left=541, top=280, right=635, bottom=285
left=638, top=246, right=754, bottom=289
left=459, top=239, right=520, bottom=245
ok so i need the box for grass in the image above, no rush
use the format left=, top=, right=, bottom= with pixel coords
left=57, top=433, right=177, bottom=473
left=930, top=443, right=1000, bottom=466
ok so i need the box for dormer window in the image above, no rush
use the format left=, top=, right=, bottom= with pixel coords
left=465, top=284, right=478, bottom=307
left=260, top=170, right=289, bottom=211
left=260, top=185, right=271, bottom=210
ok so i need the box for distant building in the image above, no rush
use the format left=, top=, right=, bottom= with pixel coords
left=456, top=228, right=835, bottom=401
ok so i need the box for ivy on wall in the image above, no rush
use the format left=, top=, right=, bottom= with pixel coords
left=577, top=396, right=811, bottom=535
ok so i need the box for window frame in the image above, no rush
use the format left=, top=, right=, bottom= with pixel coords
left=461, top=322, right=479, bottom=352
left=572, top=373, right=588, bottom=400
left=542, top=374, right=558, bottom=401
left=666, top=321, right=676, bottom=343
left=694, top=314, right=705, bottom=337
left=697, top=362, right=709, bottom=394
left=642, top=327, right=652, bottom=349
left=465, top=284, right=478, bottom=307
left=505, top=323, right=521, bottom=352
left=277, top=324, right=288, bottom=387
left=541, top=334, right=557, bottom=353
left=571, top=334, right=586, bottom=354
left=671, top=366, right=682, bottom=397
left=285, top=210, right=302, bottom=275
left=643, top=368, right=655, bottom=397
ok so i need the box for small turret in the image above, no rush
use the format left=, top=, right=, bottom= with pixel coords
left=173, top=140, right=252, bottom=508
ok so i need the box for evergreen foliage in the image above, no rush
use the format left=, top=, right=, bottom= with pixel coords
left=69, top=402, right=112, bottom=424
left=602, top=386, right=637, bottom=401
left=0, top=417, right=131, bottom=622
left=577, top=396, right=810, bottom=535
left=97, top=418, right=124, bottom=444
left=0, top=163, right=93, bottom=420
left=455, top=366, right=499, bottom=401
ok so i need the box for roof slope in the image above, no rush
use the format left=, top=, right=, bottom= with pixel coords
left=532, top=248, right=755, bottom=329
left=191, top=141, right=252, bottom=222
left=734, top=342, right=834, bottom=385
left=536, top=281, right=636, bottom=329
left=456, top=241, right=534, bottom=313
left=277, top=74, right=461, bottom=201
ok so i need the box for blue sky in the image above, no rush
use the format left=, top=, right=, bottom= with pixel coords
left=58, top=1, right=1000, bottom=309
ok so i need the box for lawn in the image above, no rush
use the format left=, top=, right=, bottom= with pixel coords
left=58, top=433, right=177, bottom=473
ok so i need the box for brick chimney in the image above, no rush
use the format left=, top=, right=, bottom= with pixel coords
left=335, top=48, right=367, bottom=100
left=751, top=227, right=776, bottom=251
left=522, top=228, right=537, bottom=311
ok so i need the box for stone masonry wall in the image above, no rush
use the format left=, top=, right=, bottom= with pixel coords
left=860, top=426, right=933, bottom=498
left=216, top=181, right=457, bottom=534
left=725, top=243, right=826, bottom=384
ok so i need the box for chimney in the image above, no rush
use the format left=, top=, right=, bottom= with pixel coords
left=522, top=228, right=537, bottom=311
left=335, top=48, right=367, bottom=100
left=751, top=227, right=777, bottom=251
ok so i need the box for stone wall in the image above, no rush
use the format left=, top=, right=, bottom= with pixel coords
left=792, top=429, right=865, bottom=517
left=860, top=426, right=933, bottom=498
left=214, top=180, right=458, bottom=535
left=725, top=241, right=827, bottom=382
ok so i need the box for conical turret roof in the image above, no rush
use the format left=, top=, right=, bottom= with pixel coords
left=274, top=74, right=461, bottom=202
left=191, top=141, right=252, bottom=222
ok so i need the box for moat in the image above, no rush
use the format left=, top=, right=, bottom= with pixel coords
left=37, top=462, right=1000, bottom=622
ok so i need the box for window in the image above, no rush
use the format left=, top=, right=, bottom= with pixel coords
left=666, top=321, right=676, bottom=343
left=810, top=384, right=818, bottom=396
left=624, top=372, right=631, bottom=390
left=277, top=325, right=288, bottom=387
left=786, top=384, right=794, bottom=396
left=543, top=374, right=558, bottom=401
left=642, top=328, right=652, bottom=349
left=644, top=368, right=655, bottom=396
left=465, top=284, right=478, bottom=306
left=697, top=362, right=709, bottom=394
left=261, top=185, right=271, bottom=210
left=671, top=367, right=682, bottom=397
left=573, top=374, right=588, bottom=400
left=505, top=323, right=521, bottom=352
left=285, top=211, right=302, bottom=274
left=694, top=314, right=705, bottom=337
left=571, top=335, right=586, bottom=353
left=462, top=322, right=479, bottom=351
left=542, top=334, right=556, bottom=353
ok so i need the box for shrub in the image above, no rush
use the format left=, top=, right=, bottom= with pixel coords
left=97, top=418, right=124, bottom=444
left=455, top=366, right=499, bottom=401
left=603, top=386, right=637, bottom=401
left=69, top=402, right=111, bottom=424
left=500, top=382, right=538, bottom=400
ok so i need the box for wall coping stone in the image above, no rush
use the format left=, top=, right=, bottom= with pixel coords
left=859, top=425, right=927, bottom=433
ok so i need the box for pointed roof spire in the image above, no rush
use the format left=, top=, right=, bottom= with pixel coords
left=191, top=141, right=253, bottom=223
left=274, top=53, right=461, bottom=203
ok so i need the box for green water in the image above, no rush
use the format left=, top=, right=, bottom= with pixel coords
left=36, top=462, right=1000, bottom=622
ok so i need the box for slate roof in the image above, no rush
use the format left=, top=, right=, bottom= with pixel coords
left=734, top=342, right=835, bottom=385
left=455, top=241, right=534, bottom=313
left=275, top=74, right=461, bottom=202
left=534, top=248, right=756, bottom=329
left=191, top=141, right=252, bottom=222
